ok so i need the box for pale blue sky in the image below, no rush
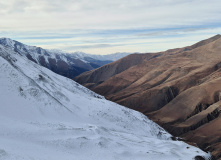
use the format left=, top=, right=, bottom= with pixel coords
left=1, top=0, right=221, bottom=54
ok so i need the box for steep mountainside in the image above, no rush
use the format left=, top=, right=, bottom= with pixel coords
left=75, top=34, right=221, bottom=158
left=0, top=41, right=210, bottom=159
left=75, top=53, right=163, bottom=88
left=0, top=38, right=112, bottom=78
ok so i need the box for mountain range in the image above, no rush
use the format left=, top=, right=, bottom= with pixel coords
left=0, top=38, right=131, bottom=79
left=75, top=34, right=221, bottom=159
left=72, top=51, right=132, bottom=61
left=0, top=36, right=210, bottom=159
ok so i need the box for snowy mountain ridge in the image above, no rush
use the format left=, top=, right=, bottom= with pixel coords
left=0, top=37, right=114, bottom=78
left=0, top=37, right=131, bottom=65
left=0, top=38, right=211, bottom=160
left=0, top=37, right=63, bottom=61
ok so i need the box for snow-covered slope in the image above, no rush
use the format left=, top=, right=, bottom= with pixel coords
left=0, top=38, right=112, bottom=78
left=0, top=44, right=210, bottom=160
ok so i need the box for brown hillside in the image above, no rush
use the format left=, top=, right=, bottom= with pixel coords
left=75, top=34, right=221, bottom=158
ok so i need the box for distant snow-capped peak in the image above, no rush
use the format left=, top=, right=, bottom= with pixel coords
left=72, top=51, right=133, bottom=61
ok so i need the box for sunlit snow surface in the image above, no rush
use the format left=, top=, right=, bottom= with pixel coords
left=0, top=45, right=210, bottom=160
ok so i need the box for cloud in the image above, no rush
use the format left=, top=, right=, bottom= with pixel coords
left=62, top=43, right=125, bottom=50
left=0, top=0, right=220, bottom=30
left=0, top=0, right=220, bottom=54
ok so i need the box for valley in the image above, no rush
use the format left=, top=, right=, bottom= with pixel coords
left=75, top=34, right=221, bottom=158
left=0, top=38, right=210, bottom=160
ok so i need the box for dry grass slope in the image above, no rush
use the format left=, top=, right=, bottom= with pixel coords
left=75, top=34, right=221, bottom=158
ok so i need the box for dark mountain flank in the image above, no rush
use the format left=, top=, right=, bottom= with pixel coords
left=75, top=34, right=221, bottom=158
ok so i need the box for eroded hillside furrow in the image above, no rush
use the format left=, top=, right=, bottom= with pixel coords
left=168, top=107, right=221, bottom=136
left=186, top=103, right=211, bottom=120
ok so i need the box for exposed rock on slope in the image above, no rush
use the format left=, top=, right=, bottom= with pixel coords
left=75, top=34, right=221, bottom=158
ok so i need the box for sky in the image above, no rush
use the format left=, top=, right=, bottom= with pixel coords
left=0, top=0, right=221, bottom=55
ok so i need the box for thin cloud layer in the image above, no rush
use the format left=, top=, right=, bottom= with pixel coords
left=0, top=0, right=221, bottom=54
